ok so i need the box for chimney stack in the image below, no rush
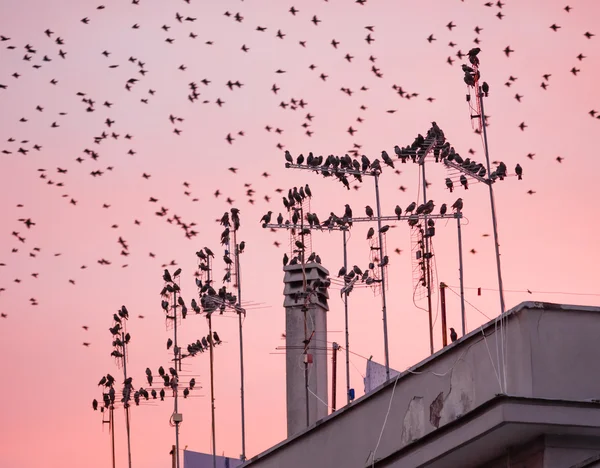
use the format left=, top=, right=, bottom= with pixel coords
left=283, top=262, right=329, bottom=438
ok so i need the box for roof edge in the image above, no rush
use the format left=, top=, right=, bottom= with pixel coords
left=242, top=301, right=600, bottom=466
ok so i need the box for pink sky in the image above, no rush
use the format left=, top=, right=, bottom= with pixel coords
left=1, top=0, right=599, bottom=467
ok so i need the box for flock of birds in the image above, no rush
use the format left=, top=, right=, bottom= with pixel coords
left=0, top=3, right=596, bottom=462
left=262, top=118, right=524, bottom=274
left=0, top=1, right=593, bottom=292
left=93, top=265, right=229, bottom=414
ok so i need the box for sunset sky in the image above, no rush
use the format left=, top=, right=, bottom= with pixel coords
left=1, top=0, right=599, bottom=467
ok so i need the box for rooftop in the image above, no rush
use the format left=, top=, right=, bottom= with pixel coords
left=242, top=301, right=600, bottom=468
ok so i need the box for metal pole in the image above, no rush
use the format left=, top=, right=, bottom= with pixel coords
left=298, top=205, right=310, bottom=427
left=110, top=406, right=116, bottom=468
left=173, top=288, right=181, bottom=468
left=208, top=314, right=217, bottom=468
left=440, top=283, right=448, bottom=347
left=303, top=306, right=310, bottom=427
left=342, top=229, right=351, bottom=405
left=456, top=215, right=466, bottom=336
left=479, top=84, right=507, bottom=393
left=233, top=230, right=246, bottom=462
left=121, top=331, right=133, bottom=468
left=331, top=342, right=338, bottom=412
left=478, top=86, right=506, bottom=316
left=420, top=163, right=435, bottom=355
left=171, top=445, right=176, bottom=468
left=373, top=173, right=390, bottom=381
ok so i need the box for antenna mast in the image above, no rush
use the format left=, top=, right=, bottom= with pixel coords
left=231, top=226, right=247, bottom=462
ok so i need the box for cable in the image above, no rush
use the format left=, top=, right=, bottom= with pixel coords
left=444, top=285, right=600, bottom=297
left=367, top=373, right=401, bottom=467
left=348, top=355, right=366, bottom=379
left=338, top=345, right=371, bottom=362
left=412, top=277, right=429, bottom=314
left=445, top=286, right=492, bottom=321
left=445, top=284, right=502, bottom=391
left=307, top=386, right=331, bottom=410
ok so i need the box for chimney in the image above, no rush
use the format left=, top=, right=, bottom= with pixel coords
left=283, top=262, right=329, bottom=438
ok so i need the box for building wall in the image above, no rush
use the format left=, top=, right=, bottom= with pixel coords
left=243, top=303, right=600, bottom=468
left=482, top=435, right=600, bottom=468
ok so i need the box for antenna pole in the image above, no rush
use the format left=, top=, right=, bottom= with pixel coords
left=121, top=331, right=133, bottom=468
left=420, top=163, right=435, bottom=355
left=298, top=203, right=311, bottom=428
left=233, top=229, right=247, bottom=462
left=456, top=215, right=466, bottom=335
left=172, top=288, right=181, bottom=468
left=331, top=342, right=338, bottom=412
left=205, top=258, right=217, bottom=468
left=110, top=406, right=116, bottom=468
left=208, top=313, right=217, bottom=468
left=303, top=305, right=310, bottom=427
left=342, top=229, right=351, bottom=405
left=440, top=283, right=448, bottom=347
left=373, top=172, right=390, bottom=381
left=478, top=86, right=506, bottom=316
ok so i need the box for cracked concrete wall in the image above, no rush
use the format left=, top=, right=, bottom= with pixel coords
left=249, top=317, right=507, bottom=468
left=401, top=396, right=425, bottom=445
left=439, top=359, right=476, bottom=426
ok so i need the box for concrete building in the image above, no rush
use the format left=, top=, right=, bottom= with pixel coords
left=242, top=301, right=600, bottom=467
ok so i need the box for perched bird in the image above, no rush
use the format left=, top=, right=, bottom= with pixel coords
left=449, top=328, right=458, bottom=343
left=260, top=211, right=272, bottom=225
left=452, top=198, right=463, bottom=212
left=515, top=164, right=523, bottom=180
left=445, top=178, right=454, bottom=192
left=482, top=81, right=489, bottom=96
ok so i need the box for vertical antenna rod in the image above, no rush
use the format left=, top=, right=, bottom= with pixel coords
left=303, top=305, right=310, bottom=427
left=478, top=86, right=506, bottom=316
left=373, top=173, right=390, bottom=381
left=110, top=406, right=116, bottom=468
left=208, top=313, right=217, bottom=468
left=420, top=163, right=435, bottom=355
left=440, top=283, right=448, bottom=347
left=331, top=342, right=339, bottom=412
left=342, top=229, right=351, bottom=405
left=456, top=215, right=466, bottom=335
left=172, top=287, right=181, bottom=468
left=233, top=229, right=246, bottom=462
left=121, top=330, right=133, bottom=468
left=206, top=259, right=217, bottom=468
left=299, top=204, right=310, bottom=427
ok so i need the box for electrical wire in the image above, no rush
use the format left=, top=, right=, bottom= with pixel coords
left=338, top=345, right=371, bottom=363
left=307, top=386, right=331, bottom=410
left=445, top=285, right=492, bottom=321
left=367, top=373, right=401, bottom=467
left=412, top=278, right=429, bottom=314
left=445, top=285, right=600, bottom=297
